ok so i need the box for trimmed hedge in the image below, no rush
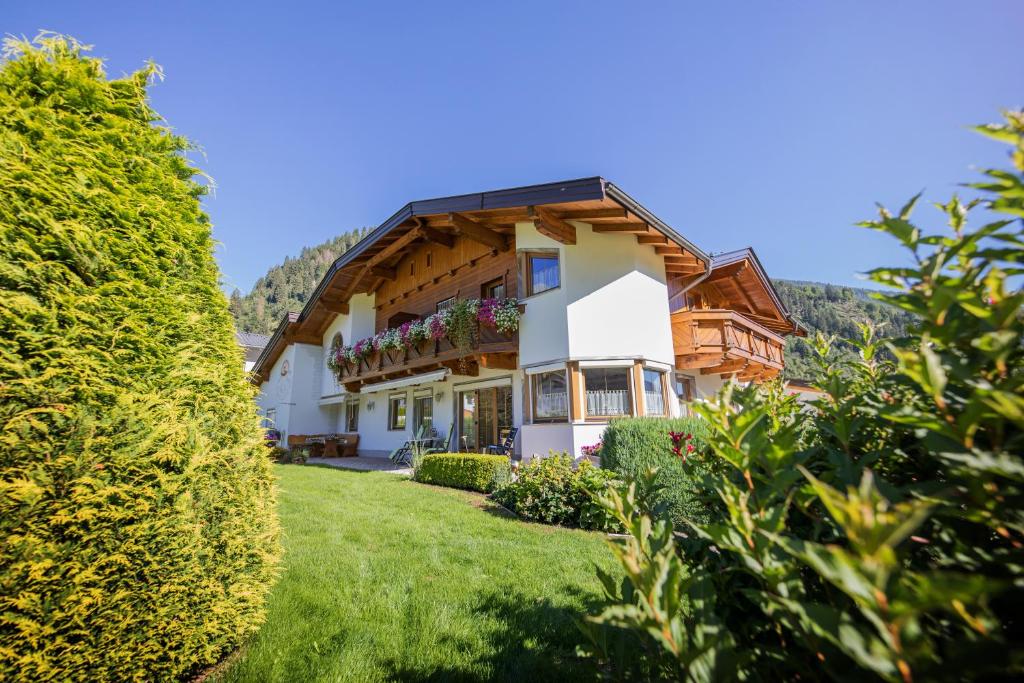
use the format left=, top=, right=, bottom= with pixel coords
left=415, top=453, right=511, bottom=493
left=0, top=37, right=280, bottom=681
left=600, top=417, right=720, bottom=526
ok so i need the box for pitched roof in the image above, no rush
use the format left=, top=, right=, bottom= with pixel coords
left=235, top=331, right=271, bottom=350
left=249, top=177, right=714, bottom=383
left=707, top=247, right=805, bottom=336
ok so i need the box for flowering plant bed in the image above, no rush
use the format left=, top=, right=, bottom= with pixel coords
left=327, top=297, right=521, bottom=377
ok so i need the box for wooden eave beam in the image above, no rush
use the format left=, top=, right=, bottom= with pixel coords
left=592, top=223, right=650, bottom=233
left=654, top=245, right=684, bottom=255
left=419, top=225, right=455, bottom=248
left=448, top=212, right=510, bottom=251
left=370, top=265, right=397, bottom=280
left=637, top=235, right=669, bottom=245
left=554, top=208, right=628, bottom=220
left=319, top=297, right=350, bottom=314
left=531, top=206, right=577, bottom=245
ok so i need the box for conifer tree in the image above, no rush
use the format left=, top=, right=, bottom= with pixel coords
left=0, top=35, right=279, bottom=681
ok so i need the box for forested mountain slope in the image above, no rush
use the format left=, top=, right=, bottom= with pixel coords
left=228, top=233, right=915, bottom=378
left=772, top=279, right=916, bottom=379
left=228, top=229, right=369, bottom=334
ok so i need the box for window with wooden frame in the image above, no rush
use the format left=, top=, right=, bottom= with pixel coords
left=425, top=251, right=432, bottom=268
left=482, top=277, right=505, bottom=300
left=345, top=399, right=359, bottom=432
left=581, top=367, right=632, bottom=419
left=643, top=368, right=667, bottom=416
left=436, top=296, right=456, bottom=313
left=531, top=370, right=568, bottom=422
left=518, top=250, right=560, bottom=298
left=675, top=374, right=697, bottom=417
left=388, top=394, right=407, bottom=431
left=413, top=394, right=433, bottom=433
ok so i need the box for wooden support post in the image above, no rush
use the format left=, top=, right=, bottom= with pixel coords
left=632, top=361, right=646, bottom=417
left=567, top=361, right=583, bottom=422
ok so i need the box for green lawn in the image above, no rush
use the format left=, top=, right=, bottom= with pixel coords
left=217, top=464, right=620, bottom=682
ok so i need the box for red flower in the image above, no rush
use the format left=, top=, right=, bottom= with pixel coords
left=686, top=443, right=695, bottom=453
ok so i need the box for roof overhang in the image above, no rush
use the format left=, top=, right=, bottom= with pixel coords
left=708, top=248, right=806, bottom=337
left=250, top=177, right=713, bottom=383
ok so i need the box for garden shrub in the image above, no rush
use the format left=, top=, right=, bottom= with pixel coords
left=0, top=36, right=280, bottom=681
left=584, top=111, right=1024, bottom=680
left=492, top=453, right=621, bottom=531
left=415, top=453, right=511, bottom=493
left=600, top=417, right=719, bottom=526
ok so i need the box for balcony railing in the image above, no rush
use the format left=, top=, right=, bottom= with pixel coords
left=671, top=309, right=786, bottom=379
left=335, top=322, right=517, bottom=388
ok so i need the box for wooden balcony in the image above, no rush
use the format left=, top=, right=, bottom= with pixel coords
left=671, top=309, right=786, bottom=381
left=337, top=322, right=518, bottom=391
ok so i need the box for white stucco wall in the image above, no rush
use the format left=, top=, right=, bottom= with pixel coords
left=257, top=345, right=295, bottom=441
left=564, top=223, right=675, bottom=364
left=349, top=367, right=521, bottom=457
left=515, top=221, right=571, bottom=367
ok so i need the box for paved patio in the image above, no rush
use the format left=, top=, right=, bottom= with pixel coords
left=306, top=456, right=412, bottom=476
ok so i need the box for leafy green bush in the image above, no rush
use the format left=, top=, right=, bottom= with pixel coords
left=0, top=36, right=280, bottom=681
left=600, top=417, right=718, bottom=526
left=493, top=453, right=621, bottom=531
left=584, top=111, right=1024, bottom=681
left=415, top=453, right=511, bottom=493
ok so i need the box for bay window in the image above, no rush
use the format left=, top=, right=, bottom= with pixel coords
left=582, top=367, right=631, bottom=418
left=531, top=370, right=568, bottom=421
left=643, top=368, right=667, bottom=416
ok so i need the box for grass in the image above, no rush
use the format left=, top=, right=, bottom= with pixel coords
left=217, top=464, right=621, bottom=682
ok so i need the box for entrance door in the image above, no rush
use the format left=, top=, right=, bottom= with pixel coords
left=459, top=385, right=513, bottom=451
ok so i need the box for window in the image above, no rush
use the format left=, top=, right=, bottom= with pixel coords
left=345, top=400, right=359, bottom=432
left=531, top=370, right=568, bottom=421
left=582, top=367, right=632, bottom=418
left=410, top=261, right=415, bottom=276
left=520, top=250, right=560, bottom=297
left=388, top=394, right=407, bottom=431
left=482, top=277, right=505, bottom=300
left=675, top=374, right=696, bottom=417
left=436, top=296, right=456, bottom=313
left=263, top=408, right=277, bottom=430
left=426, top=252, right=432, bottom=268
left=413, top=394, right=433, bottom=433
left=460, top=386, right=514, bottom=451
left=644, top=368, right=667, bottom=416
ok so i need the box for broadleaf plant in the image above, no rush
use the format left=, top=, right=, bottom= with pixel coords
left=584, top=110, right=1024, bottom=681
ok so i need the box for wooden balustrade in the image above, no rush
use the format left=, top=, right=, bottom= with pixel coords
left=336, top=322, right=517, bottom=391
left=671, top=309, right=786, bottom=381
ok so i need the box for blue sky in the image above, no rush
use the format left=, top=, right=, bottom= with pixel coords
left=6, top=1, right=1022, bottom=291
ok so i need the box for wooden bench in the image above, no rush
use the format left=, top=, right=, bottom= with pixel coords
left=334, top=433, right=359, bottom=458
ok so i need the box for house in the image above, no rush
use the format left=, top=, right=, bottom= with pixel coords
left=237, top=331, right=270, bottom=372
left=249, top=178, right=803, bottom=459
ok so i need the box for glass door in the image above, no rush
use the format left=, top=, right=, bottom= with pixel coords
left=458, top=386, right=514, bottom=451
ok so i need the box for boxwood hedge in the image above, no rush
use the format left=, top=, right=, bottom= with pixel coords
left=0, top=36, right=280, bottom=681
left=600, top=416, right=720, bottom=526
left=415, top=453, right=511, bottom=493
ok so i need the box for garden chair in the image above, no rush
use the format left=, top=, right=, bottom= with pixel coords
left=389, top=441, right=413, bottom=467
left=424, top=423, right=454, bottom=455
left=485, top=427, right=518, bottom=457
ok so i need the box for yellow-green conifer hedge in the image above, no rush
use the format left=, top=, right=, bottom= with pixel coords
left=0, top=35, right=280, bottom=681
